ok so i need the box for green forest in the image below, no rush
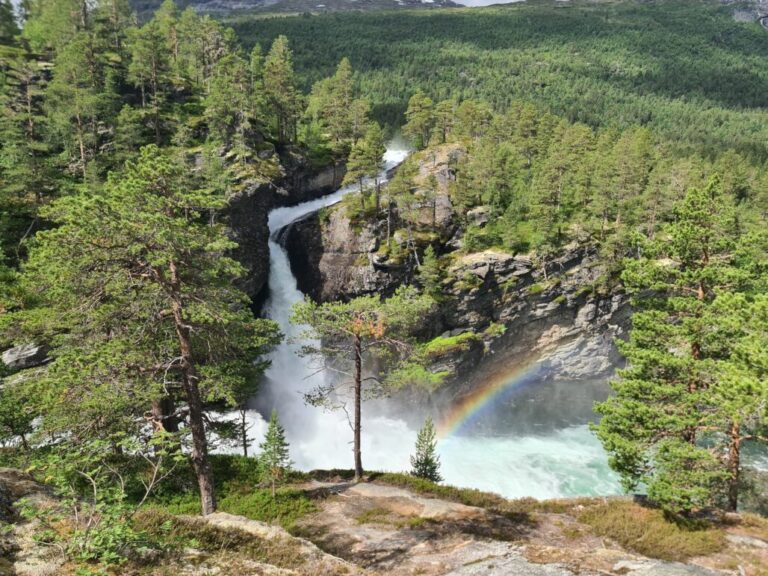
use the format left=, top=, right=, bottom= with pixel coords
left=0, top=0, right=767, bottom=574
left=232, top=1, right=768, bottom=157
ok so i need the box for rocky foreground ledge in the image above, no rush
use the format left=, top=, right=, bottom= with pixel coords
left=2, top=468, right=766, bottom=575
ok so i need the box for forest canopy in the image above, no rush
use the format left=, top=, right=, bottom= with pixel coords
left=230, top=1, right=768, bottom=159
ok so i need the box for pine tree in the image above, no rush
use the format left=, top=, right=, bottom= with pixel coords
left=292, top=287, right=437, bottom=481
left=22, top=0, right=89, bottom=54
left=530, top=122, right=594, bottom=246
left=11, top=146, right=281, bottom=515
left=46, top=32, right=111, bottom=182
left=431, top=99, right=456, bottom=144
left=259, top=409, right=291, bottom=497
left=418, top=245, right=443, bottom=301
left=0, top=52, right=57, bottom=259
left=0, top=0, right=18, bottom=44
left=127, top=18, right=172, bottom=144
left=264, top=35, right=299, bottom=144
left=410, top=417, right=442, bottom=483
left=305, top=58, right=370, bottom=179
left=403, top=90, right=434, bottom=150
left=342, top=121, right=386, bottom=211
left=593, top=177, right=761, bottom=513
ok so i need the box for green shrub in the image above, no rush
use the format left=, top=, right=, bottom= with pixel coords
left=219, top=489, right=317, bottom=530
left=483, top=323, right=507, bottom=338
left=577, top=501, right=726, bottom=561
left=134, top=509, right=308, bottom=570
left=152, top=487, right=316, bottom=531
left=422, top=331, right=478, bottom=359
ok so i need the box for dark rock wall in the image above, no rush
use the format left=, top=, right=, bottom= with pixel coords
left=226, top=153, right=345, bottom=303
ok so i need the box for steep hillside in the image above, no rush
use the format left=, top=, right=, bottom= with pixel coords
left=231, top=0, right=768, bottom=157
left=130, top=0, right=456, bottom=17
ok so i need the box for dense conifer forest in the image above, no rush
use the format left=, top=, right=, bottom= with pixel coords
left=232, top=2, right=768, bottom=157
left=0, top=1, right=767, bottom=574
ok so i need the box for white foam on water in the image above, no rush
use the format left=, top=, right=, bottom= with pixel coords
left=439, top=425, right=621, bottom=499
left=234, top=143, right=625, bottom=500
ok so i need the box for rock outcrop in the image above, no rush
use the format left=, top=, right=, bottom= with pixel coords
left=0, top=469, right=65, bottom=576
left=284, top=143, right=461, bottom=302
left=283, top=206, right=412, bottom=302
left=1, top=345, right=49, bottom=371
left=281, top=143, right=629, bottom=393
left=442, top=244, right=628, bottom=386
left=226, top=149, right=345, bottom=303
left=227, top=180, right=273, bottom=305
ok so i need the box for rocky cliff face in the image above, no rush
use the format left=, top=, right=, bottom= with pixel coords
left=226, top=151, right=344, bottom=304
left=436, top=245, right=629, bottom=399
left=282, top=146, right=629, bottom=394
left=283, top=205, right=412, bottom=303
left=284, top=144, right=460, bottom=302
left=227, top=181, right=273, bottom=306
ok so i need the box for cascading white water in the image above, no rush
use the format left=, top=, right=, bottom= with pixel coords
left=239, top=144, right=623, bottom=498
left=251, top=147, right=416, bottom=473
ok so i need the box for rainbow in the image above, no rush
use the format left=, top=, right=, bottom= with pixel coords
left=437, top=360, right=545, bottom=438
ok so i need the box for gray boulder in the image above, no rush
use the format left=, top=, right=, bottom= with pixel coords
left=1, top=345, right=48, bottom=371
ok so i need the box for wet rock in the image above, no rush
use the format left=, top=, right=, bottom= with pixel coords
left=537, top=334, right=616, bottom=380
left=284, top=208, right=409, bottom=302
left=226, top=181, right=272, bottom=302
left=225, top=150, right=346, bottom=303
left=574, top=301, right=598, bottom=329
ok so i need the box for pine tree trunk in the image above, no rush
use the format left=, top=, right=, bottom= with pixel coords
left=168, top=261, right=217, bottom=516
left=151, top=57, right=161, bottom=145
left=727, top=421, right=741, bottom=512
left=241, top=408, right=248, bottom=458
left=353, top=334, right=363, bottom=482
left=76, top=113, right=87, bottom=182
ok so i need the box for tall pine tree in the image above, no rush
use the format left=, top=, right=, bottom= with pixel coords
left=594, top=177, right=763, bottom=513
left=12, top=146, right=280, bottom=515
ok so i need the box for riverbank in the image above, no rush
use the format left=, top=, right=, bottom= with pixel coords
left=1, top=462, right=766, bottom=575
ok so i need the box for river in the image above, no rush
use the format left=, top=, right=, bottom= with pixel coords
left=245, top=144, right=622, bottom=499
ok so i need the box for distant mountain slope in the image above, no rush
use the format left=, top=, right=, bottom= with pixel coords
left=129, top=0, right=457, bottom=16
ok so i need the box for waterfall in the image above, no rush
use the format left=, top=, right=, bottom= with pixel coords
left=229, top=145, right=623, bottom=498
left=250, top=146, right=416, bottom=472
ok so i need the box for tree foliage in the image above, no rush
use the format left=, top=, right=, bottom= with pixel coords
left=259, top=409, right=291, bottom=497
left=291, top=286, right=438, bottom=480
left=594, top=179, right=768, bottom=513
left=10, top=145, right=281, bottom=514
left=410, top=416, right=442, bottom=483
